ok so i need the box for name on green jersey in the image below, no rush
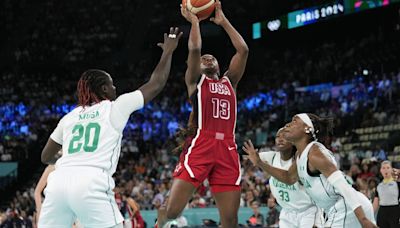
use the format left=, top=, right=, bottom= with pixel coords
left=272, top=178, right=296, bottom=191
left=79, top=111, right=100, bottom=120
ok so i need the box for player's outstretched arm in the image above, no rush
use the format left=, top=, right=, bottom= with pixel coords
left=210, top=0, right=248, bottom=88
left=243, top=139, right=298, bottom=184
left=309, top=145, right=377, bottom=228
left=181, top=4, right=202, bottom=97
left=138, top=27, right=183, bottom=104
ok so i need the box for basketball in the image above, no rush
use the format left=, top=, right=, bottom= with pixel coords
left=182, top=0, right=216, bottom=20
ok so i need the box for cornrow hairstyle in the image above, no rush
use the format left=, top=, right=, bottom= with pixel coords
left=77, top=69, right=110, bottom=107
left=306, top=113, right=334, bottom=147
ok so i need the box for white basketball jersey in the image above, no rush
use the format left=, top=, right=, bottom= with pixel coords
left=296, top=142, right=342, bottom=211
left=260, top=152, right=316, bottom=211
left=54, top=100, right=122, bottom=175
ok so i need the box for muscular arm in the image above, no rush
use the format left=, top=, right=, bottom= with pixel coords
left=139, top=27, right=182, bottom=104
left=210, top=0, right=248, bottom=88
left=243, top=139, right=298, bottom=184
left=220, top=19, right=248, bottom=88
left=185, top=21, right=202, bottom=97
left=307, top=145, right=338, bottom=178
left=41, top=138, right=61, bottom=164
left=256, top=159, right=298, bottom=185
left=308, top=145, right=375, bottom=226
left=138, top=49, right=175, bottom=104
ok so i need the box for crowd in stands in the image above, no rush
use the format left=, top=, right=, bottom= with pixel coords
left=1, top=65, right=400, bottom=226
left=1, top=0, right=400, bottom=227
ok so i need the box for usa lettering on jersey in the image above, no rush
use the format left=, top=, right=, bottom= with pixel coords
left=209, top=83, right=231, bottom=96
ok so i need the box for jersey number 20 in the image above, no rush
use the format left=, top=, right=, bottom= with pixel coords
left=68, top=122, right=101, bottom=154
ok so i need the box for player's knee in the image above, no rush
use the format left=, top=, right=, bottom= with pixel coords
left=165, top=205, right=180, bottom=220
left=166, top=211, right=179, bottom=220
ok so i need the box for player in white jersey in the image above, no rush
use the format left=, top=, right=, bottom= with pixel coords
left=38, top=28, right=183, bottom=228
left=245, top=128, right=323, bottom=228
left=244, top=113, right=377, bottom=228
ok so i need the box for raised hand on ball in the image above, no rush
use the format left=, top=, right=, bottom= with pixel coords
left=210, top=0, right=227, bottom=25
left=180, top=4, right=200, bottom=24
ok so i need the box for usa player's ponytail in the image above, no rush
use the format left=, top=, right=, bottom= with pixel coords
left=306, top=113, right=334, bottom=148
left=77, top=69, right=110, bottom=107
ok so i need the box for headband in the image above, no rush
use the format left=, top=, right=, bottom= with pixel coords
left=296, top=113, right=314, bottom=130
left=296, top=113, right=318, bottom=141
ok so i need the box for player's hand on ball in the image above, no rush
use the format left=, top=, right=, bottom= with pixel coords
left=157, top=27, right=183, bottom=53
left=210, top=0, right=226, bottom=25
left=180, top=4, right=200, bottom=23
left=242, top=139, right=261, bottom=166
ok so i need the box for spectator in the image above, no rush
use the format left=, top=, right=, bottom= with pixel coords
left=247, top=201, right=264, bottom=227
left=265, top=197, right=279, bottom=228
left=124, top=193, right=145, bottom=228
left=358, top=163, right=374, bottom=181
left=373, top=146, right=387, bottom=162
left=373, top=161, right=400, bottom=228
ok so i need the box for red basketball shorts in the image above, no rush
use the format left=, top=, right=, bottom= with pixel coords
left=173, top=130, right=241, bottom=193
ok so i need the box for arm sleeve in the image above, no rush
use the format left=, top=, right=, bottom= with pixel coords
left=50, top=118, right=64, bottom=145
left=259, top=151, right=276, bottom=164
left=327, top=170, right=362, bottom=211
left=110, top=90, right=144, bottom=132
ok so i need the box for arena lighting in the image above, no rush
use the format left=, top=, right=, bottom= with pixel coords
left=267, top=19, right=281, bottom=31
left=252, top=22, right=261, bottom=39
left=252, top=0, right=400, bottom=39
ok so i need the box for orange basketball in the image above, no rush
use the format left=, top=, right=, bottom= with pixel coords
left=182, top=0, right=216, bottom=21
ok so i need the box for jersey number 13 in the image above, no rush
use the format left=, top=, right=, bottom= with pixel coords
left=211, top=98, right=230, bottom=120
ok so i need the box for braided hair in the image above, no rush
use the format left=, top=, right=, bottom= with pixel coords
left=77, top=69, right=110, bottom=107
left=306, top=113, right=334, bottom=147
left=172, top=111, right=197, bottom=154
